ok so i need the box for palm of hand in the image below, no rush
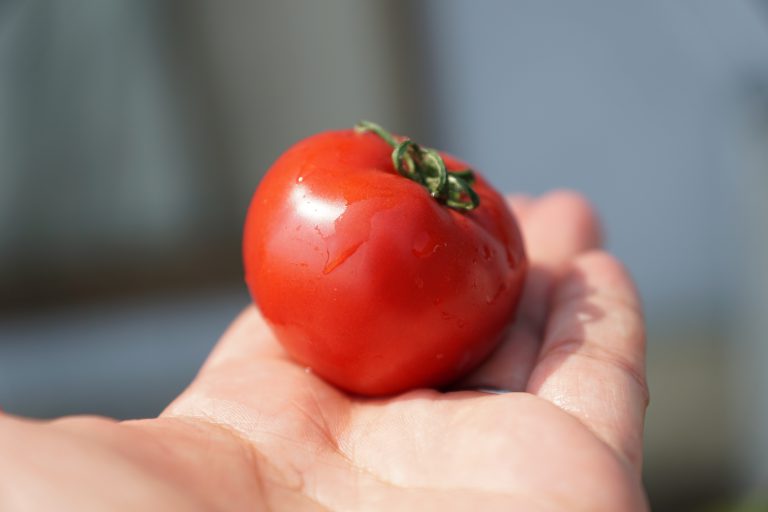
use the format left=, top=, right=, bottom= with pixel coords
left=161, top=192, right=649, bottom=511
left=168, top=324, right=642, bottom=511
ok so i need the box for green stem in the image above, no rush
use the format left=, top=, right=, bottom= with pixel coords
left=355, top=120, right=398, bottom=148
left=354, top=121, right=480, bottom=211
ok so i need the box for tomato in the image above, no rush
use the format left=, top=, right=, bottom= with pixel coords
left=243, top=122, right=527, bottom=396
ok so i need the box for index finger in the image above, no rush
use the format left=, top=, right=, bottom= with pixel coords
left=526, top=251, right=649, bottom=473
left=460, top=191, right=602, bottom=391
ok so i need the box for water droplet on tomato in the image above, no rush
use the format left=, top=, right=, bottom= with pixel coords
left=482, top=245, right=492, bottom=260
left=415, top=277, right=424, bottom=289
left=412, top=231, right=442, bottom=258
left=297, top=176, right=304, bottom=183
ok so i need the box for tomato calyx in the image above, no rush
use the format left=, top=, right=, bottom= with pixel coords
left=354, top=121, right=480, bottom=211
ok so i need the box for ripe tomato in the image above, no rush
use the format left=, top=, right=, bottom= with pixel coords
left=243, top=122, right=527, bottom=396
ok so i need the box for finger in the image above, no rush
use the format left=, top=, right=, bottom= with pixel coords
left=523, top=190, right=602, bottom=269
left=506, top=194, right=534, bottom=219
left=162, top=305, right=338, bottom=422
left=200, top=305, right=287, bottom=372
left=460, top=190, right=602, bottom=391
left=527, top=251, right=648, bottom=473
left=515, top=190, right=601, bottom=333
left=160, top=306, right=285, bottom=416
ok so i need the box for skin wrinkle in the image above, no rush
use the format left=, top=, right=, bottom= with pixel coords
left=531, top=350, right=646, bottom=473
left=549, top=292, right=642, bottom=347
left=526, top=387, right=642, bottom=489
left=552, top=286, right=641, bottom=316
left=164, top=413, right=332, bottom=512
left=577, top=397, right=643, bottom=479
left=166, top=399, right=307, bottom=484
left=141, top=416, right=271, bottom=511
left=538, top=337, right=649, bottom=410
left=287, top=397, right=340, bottom=454
left=305, top=380, right=348, bottom=452
left=168, top=394, right=394, bottom=511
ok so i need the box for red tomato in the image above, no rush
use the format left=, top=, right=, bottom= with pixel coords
left=243, top=123, right=527, bottom=396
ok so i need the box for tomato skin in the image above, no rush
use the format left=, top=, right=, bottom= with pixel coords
left=243, top=129, right=527, bottom=396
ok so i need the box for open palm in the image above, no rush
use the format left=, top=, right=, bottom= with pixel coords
left=0, top=192, right=649, bottom=511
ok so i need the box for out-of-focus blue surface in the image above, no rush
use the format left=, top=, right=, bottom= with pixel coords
left=0, top=288, right=248, bottom=419
left=421, top=0, right=768, bottom=323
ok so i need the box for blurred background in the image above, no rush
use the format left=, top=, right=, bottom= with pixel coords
left=1, top=1, right=767, bottom=510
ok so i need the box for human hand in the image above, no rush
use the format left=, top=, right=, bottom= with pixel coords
left=0, top=191, right=649, bottom=511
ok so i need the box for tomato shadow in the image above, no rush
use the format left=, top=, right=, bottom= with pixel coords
left=443, top=262, right=606, bottom=399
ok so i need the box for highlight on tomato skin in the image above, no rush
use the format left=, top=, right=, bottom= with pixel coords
left=243, top=122, right=527, bottom=396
